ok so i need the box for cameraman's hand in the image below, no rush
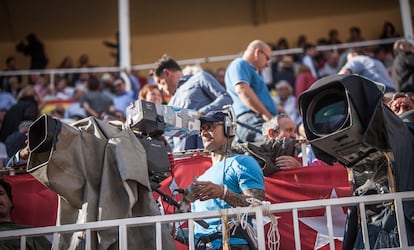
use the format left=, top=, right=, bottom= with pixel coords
left=191, top=181, right=224, bottom=201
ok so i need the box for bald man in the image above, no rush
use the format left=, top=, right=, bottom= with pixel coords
left=225, top=40, right=278, bottom=143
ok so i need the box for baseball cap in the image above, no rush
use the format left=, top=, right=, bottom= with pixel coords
left=200, top=111, right=226, bottom=123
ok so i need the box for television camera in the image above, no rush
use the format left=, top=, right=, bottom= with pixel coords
left=298, top=74, right=414, bottom=247
left=125, top=99, right=201, bottom=184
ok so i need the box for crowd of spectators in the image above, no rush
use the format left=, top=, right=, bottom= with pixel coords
left=0, top=21, right=413, bottom=167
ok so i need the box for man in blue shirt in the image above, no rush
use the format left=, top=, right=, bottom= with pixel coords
left=151, top=55, right=232, bottom=151
left=225, top=40, right=278, bottom=143
left=112, top=76, right=140, bottom=119
left=189, top=111, right=264, bottom=249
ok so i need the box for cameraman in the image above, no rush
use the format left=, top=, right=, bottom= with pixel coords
left=189, top=111, right=264, bottom=249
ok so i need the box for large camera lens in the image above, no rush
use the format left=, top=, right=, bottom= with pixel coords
left=307, top=88, right=349, bottom=135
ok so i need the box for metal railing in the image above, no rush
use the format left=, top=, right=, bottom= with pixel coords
left=0, top=191, right=413, bottom=250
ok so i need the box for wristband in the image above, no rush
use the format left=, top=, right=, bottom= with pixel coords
left=221, top=185, right=227, bottom=199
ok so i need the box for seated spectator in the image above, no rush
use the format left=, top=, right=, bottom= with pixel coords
left=0, top=179, right=51, bottom=249
left=112, top=76, right=139, bottom=119
left=2, top=75, right=22, bottom=100
left=214, top=67, right=226, bottom=88
left=387, top=92, right=414, bottom=116
left=0, top=85, right=40, bottom=143
left=56, top=56, right=75, bottom=86
left=31, top=74, right=50, bottom=99
left=302, top=43, right=320, bottom=79
left=392, top=39, right=414, bottom=93
left=262, top=114, right=302, bottom=169
left=328, top=29, right=342, bottom=45
left=295, top=64, right=317, bottom=99
left=51, top=77, right=74, bottom=100
left=347, top=26, right=365, bottom=43
left=0, top=57, right=21, bottom=91
left=64, top=85, right=87, bottom=121
left=379, top=21, right=400, bottom=55
left=273, top=80, right=300, bottom=125
left=319, top=50, right=339, bottom=77
left=138, top=84, right=163, bottom=104
left=273, top=55, right=296, bottom=90
left=81, top=76, right=114, bottom=118
left=100, top=73, right=115, bottom=99
left=232, top=114, right=300, bottom=176
left=0, top=90, right=16, bottom=112
left=4, top=120, right=31, bottom=159
left=50, top=105, right=66, bottom=119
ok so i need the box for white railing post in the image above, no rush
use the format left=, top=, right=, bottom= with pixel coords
left=85, top=229, right=92, bottom=250
left=358, top=203, right=371, bottom=250
left=156, top=222, right=162, bottom=250
left=325, top=205, right=335, bottom=250
left=20, top=235, right=26, bottom=250
left=188, top=219, right=196, bottom=250
left=292, top=208, right=301, bottom=250
left=395, top=196, right=409, bottom=247
left=254, top=205, right=266, bottom=250
left=119, top=224, right=128, bottom=250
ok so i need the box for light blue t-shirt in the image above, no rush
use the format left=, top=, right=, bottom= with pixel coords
left=225, top=58, right=278, bottom=117
left=113, top=91, right=135, bottom=117
left=343, top=55, right=396, bottom=92
left=191, top=154, right=264, bottom=249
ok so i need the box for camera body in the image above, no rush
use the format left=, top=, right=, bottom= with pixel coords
left=298, top=74, right=393, bottom=167
left=126, top=100, right=200, bottom=137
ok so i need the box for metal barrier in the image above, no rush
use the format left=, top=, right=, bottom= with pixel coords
left=0, top=191, right=413, bottom=250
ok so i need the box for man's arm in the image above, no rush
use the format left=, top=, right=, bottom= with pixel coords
left=338, top=67, right=351, bottom=75
left=224, top=188, right=265, bottom=207
left=235, top=82, right=273, bottom=121
left=191, top=181, right=264, bottom=207
left=82, top=102, right=99, bottom=117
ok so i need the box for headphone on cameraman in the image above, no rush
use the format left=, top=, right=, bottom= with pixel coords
left=222, top=105, right=236, bottom=138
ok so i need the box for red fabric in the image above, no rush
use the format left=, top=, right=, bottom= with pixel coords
left=155, top=155, right=212, bottom=215
left=265, top=164, right=351, bottom=250
left=3, top=174, right=58, bottom=227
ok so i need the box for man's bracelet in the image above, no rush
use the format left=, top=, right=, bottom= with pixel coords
left=221, top=185, right=227, bottom=199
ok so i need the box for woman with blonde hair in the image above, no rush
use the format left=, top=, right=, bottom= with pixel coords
left=138, top=84, right=164, bottom=104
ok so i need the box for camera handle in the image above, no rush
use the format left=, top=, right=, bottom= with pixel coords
left=152, top=187, right=209, bottom=229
